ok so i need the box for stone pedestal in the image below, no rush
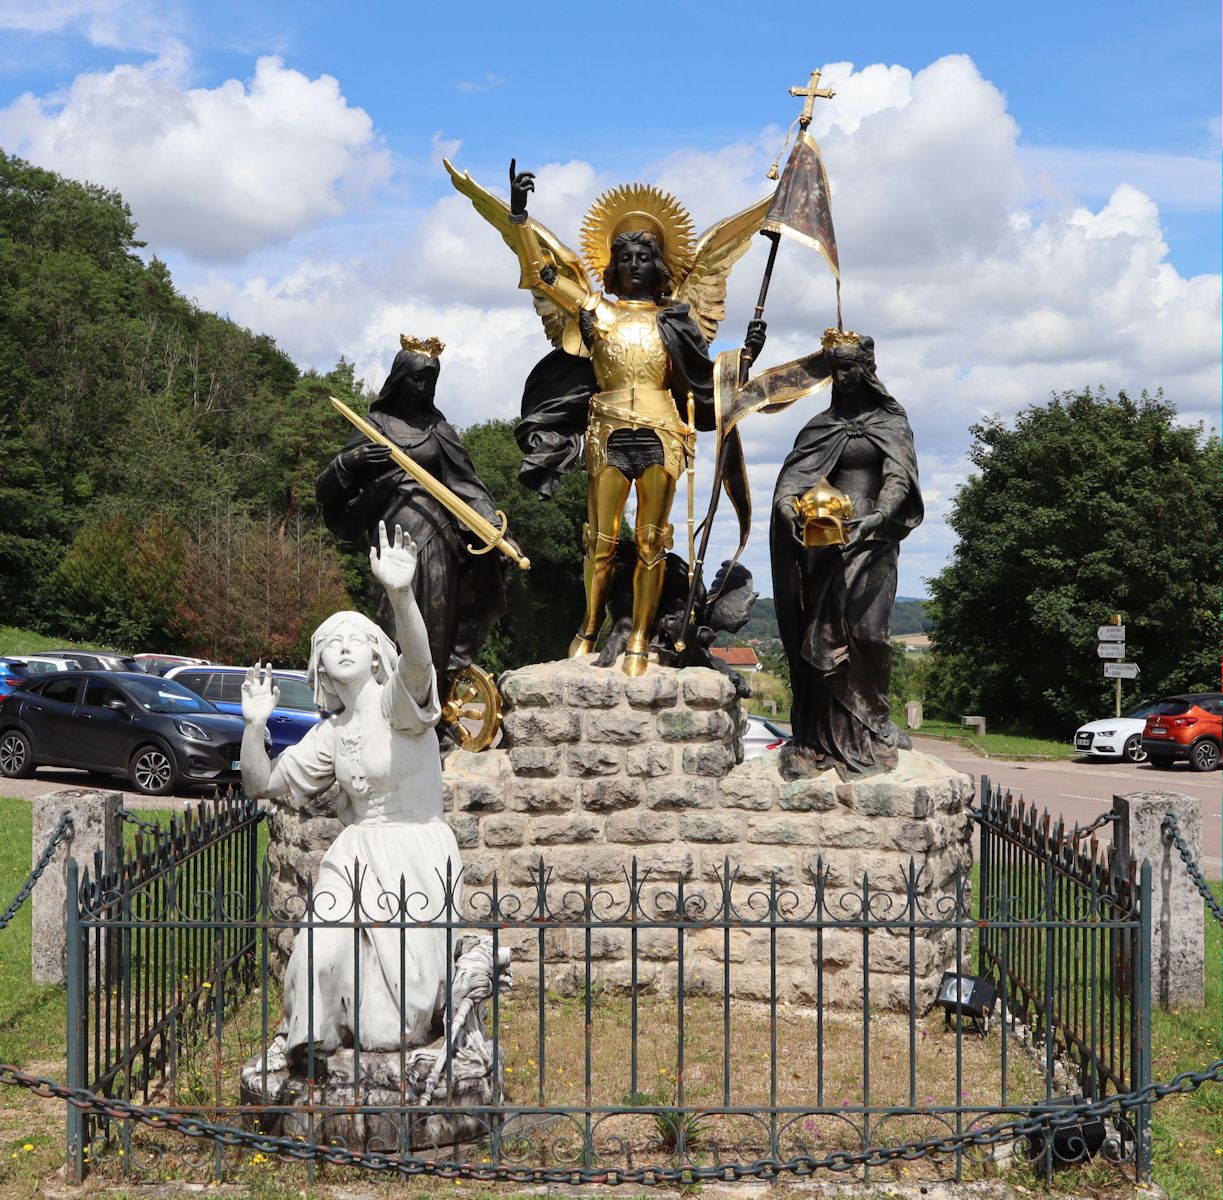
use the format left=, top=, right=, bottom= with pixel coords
left=1113, top=790, right=1204, bottom=1008
left=32, top=789, right=122, bottom=986
left=267, top=660, right=974, bottom=1011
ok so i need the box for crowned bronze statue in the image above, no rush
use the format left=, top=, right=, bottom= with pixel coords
left=770, top=329, right=923, bottom=780
left=445, top=159, right=768, bottom=676
left=316, top=337, right=514, bottom=744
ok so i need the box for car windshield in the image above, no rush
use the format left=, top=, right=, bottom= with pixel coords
left=1122, top=701, right=1158, bottom=719
left=119, top=675, right=218, bottom=715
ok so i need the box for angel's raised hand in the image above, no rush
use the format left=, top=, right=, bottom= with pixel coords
left=241, top=662, right=280, bottom=724
left=509, top=158, right=535, bottom=216
left=370, top=520, right=418, bottom=592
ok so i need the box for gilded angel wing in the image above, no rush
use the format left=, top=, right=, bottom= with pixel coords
left=443, top=160, right=592, bottom=348
left=673, top=192, right=775, bottom=344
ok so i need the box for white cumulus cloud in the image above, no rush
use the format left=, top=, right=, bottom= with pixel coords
left=0, top=51, right=391, bottom=261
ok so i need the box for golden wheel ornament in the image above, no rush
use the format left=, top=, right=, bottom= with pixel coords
left=442, top=664, right=502, bottom=752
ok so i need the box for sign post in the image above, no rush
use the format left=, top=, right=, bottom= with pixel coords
left=1098, top=613, right=1125, bottom=717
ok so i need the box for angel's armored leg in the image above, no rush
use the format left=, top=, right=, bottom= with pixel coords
left=623, top=465, right=677, bottom=677
left=568, top=466, right=631, bottom=658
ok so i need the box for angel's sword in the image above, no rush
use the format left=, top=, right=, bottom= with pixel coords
left=329, top=397, right=531, bottom=572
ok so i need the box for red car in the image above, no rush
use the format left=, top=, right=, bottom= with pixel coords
left=1141, top=693, right=1222, bottom=772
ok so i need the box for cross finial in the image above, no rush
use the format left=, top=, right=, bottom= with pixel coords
left=789, top=69, right=836, bottom=129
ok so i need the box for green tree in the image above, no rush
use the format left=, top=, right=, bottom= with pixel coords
left=459, top=419, right=587, bottom=672
left=926, top=389, right=1222, bottom=734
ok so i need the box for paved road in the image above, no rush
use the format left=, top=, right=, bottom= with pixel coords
left=911, top=735, right=1222, bottom=878
left=0, top=768, right=230, bottom=811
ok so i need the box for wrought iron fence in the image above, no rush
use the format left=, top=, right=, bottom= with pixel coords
left=975, top=775, right=1150, bottom=1180
left=61, top=782, right=1153, bottom=1188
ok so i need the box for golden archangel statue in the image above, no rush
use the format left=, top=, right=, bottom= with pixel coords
left=446, top=158, right=771, bottom=676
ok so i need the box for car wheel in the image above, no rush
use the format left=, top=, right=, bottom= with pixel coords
left=1188, top=739, right=1220, bottom=773
left=1122, top=734, right=1147, bottom=764
left=0, top=730, right=35, bottom=779
left=130, top=744, right=177, bottom=795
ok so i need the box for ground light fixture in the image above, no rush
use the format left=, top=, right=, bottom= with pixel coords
left=935, top=971, right=996, bottom=1036
left=1022, top=1095, right=1108, bottom=1167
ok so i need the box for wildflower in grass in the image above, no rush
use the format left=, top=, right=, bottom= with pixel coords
left=505, top=1067, right=514, bottom=1074
left=202, top=981, right=213, bottom=990
left=803, top=1120, right=815, bottom=1131
left=21, top=1144, right=32, bottom=1152
left=252, top=1152, right=268, bottom=1164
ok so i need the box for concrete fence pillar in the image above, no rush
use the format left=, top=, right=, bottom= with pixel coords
left=1112, top=790, right=1204, bottom=1009
left=32, top=789, right=122, bottom=986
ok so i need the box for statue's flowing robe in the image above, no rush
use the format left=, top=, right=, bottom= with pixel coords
left=769, top=389, right=923, bottom=776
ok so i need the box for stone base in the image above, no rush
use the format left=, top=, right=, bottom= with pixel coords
left=239, top=1039, right=498, bottom=1150
left=267, top=659, right=974, bottom=1011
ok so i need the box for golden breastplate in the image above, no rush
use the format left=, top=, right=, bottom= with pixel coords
left=591, top=301, right=669, bottom=394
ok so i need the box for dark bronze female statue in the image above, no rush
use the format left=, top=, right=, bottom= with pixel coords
left=770, top=331, right=923, bottom=779
left=316, top=337, right=507, bottom=724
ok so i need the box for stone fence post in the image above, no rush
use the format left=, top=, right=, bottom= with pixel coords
left=32, top=789, right=122, bottom=986
left=1112, top=790, right=1204, bottom=1009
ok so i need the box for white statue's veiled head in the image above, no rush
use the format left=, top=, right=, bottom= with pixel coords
left=307, top=611, right=399, bottom=711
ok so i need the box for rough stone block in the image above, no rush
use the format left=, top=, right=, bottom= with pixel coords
left=658, top=709, right=732, bottom=742
left=699, top=851, right=797, bottom=885
left=626, top=744, right=673, bottom=779
left=680, top=669, right=736, bottom=709
left=529, top=814, right=603, bottom=845
left=625, top=672, right=679, bottom=709
left=455, top=779, right=505, bottom=814
left=499, top=670, right=563, bottom=707
left=645, top=779, right=716, bottom=810
left=483, top=815, right=526, bottom=848
left=679, top=813, right=741, bottom=843
left=778, top=779, right=838, bottom=812
left=580, top=778, right=643, bottom=812
left=445, top=813, right=480, bottom=849
left=747, top=816, right=819, bottom=846
left=565, top=671, right=623, bottom=709
left=566, top=745, right=623, bottom=777
left=509, top=780, right=573, bottom=812
left=552, top=850, right=632, bottom=884
left=457, top=852, right=499, bottom=889
left=508, top=746, right=561, bottom=778
left=815, top=815, right=883, bottom=850
left=586, top=709, right=652, bottom=744
left=503, top=709, right=580, bottom=747
left=682, top=744, right=734, bottom=777
left=605, top=809, right=675, bottom=844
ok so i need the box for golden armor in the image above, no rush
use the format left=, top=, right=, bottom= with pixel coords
left=446, top=162, right=770, bottom=674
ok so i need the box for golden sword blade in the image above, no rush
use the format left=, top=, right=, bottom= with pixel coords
left=329, top=396, right=531, bottom=572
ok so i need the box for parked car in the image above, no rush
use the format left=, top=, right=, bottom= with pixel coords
left=134, top=653, right=211, bottom=676
left=743, top=714, right=791, bottom=760
left=166, top=665, right=323, bottom=756
left=18, top=655, right=81, bottom=674
left=1072, top=699, right=1161, bottom=763
left=0, top=659, right=32, bottom=700
left=1141, top=693, right=1223, bottom=772
left=35, top=649, right=145, bottom=673
left=0, top=671, right=260, bottom=795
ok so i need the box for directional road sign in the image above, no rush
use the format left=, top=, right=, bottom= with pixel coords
left=1104, top=662, right=1139, bottom=679
left=1097, top=643, right=1126, bottom=659
left=1097, top=625, right=1126, bottom=641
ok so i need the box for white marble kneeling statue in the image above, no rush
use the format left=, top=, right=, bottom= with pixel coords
left=240, top=521, right=462, bottom=1058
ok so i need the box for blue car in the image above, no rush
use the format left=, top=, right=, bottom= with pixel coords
left=0, top=659, right=32, bottom=700
left=165, top=666, right=323, bottom=756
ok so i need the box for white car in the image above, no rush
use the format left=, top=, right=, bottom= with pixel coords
left=743, top=715, right=791, bottom=759
left=16, top=655, right=80, bottom=674
left=1072, top=700, right=1159, bottom=763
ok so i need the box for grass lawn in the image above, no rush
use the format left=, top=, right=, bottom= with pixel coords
left=0, top=625, right=119, bottom=658
left=914, top=718, right=1076, bottom=760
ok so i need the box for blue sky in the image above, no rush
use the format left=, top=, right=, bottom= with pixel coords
left=0, top=0, right=1218, bottom=598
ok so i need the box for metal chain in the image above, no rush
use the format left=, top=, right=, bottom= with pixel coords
left=0, top=810, right=73, bottom=932
left=1163, top=811, right=1223, bottom=927
left=1068, top=809, right=1118, bottom=843
left=118, top=810, right=159, bottom=835
left=1, top=1054, right=1220, bottom=1184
